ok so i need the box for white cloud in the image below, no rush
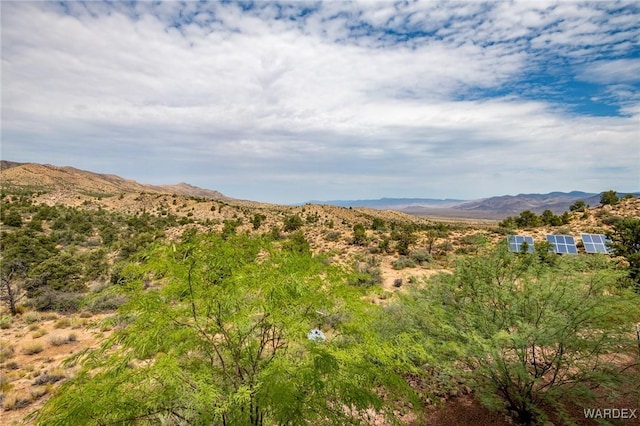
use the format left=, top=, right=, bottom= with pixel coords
left=1, top=1, right=638, bottom=203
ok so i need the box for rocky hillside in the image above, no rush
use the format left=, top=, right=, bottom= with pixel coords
left=0, top=162, right=228, bottom=201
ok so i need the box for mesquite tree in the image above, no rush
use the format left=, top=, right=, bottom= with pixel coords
left=34, top=233, right=417, bottom=425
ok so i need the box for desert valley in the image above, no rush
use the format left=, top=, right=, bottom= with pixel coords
left=0, top=161, right=639, bottom=426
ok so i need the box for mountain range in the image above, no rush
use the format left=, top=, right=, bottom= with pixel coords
left=2, top=161, right=636, bottom=219
left=306, top=191, right=629, bottom=219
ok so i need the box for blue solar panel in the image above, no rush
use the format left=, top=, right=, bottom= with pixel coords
left=507, top=235, right=534, bottom=253
left=546, top=234, right=578, bottom=255
left=581, top=234, right=611, bottom=254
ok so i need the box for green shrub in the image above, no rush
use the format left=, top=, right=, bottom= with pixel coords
left=409, top=250, right=433, bottom=265
left=0, top=315, right=12, bottom=329
left=392, top=256, right=416, bottom=270
left=600, top=190, right=619, bottom=205
left=422, top=247, right=639, bottom=424
left=283, top=214, right=303, bottom=232
left=324, top=231, right=341, bottom=242
left=23, top=311, right=41, bottom=324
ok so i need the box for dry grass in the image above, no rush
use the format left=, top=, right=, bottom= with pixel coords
left=21, top=342, right=44, bottom=355
left=0, top=339, right=15, bottom=362
left=31, top=328, right=47, bottom=339
left=22, top=311, right=41, bottom=324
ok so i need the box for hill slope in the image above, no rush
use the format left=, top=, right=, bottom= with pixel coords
left=0, top=162, right=227, bottom=200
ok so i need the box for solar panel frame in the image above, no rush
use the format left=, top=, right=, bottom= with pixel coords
left=546, top=234, right=578, bottom=255
left=507, top=235, right=535, bottom=253
left=581, top=233, right=611, bottom=254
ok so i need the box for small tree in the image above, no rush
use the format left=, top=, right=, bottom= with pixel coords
left=609, top=218, right=640, bottom=290
left=251, top=213, right=266, bottom=230
left=283, top=214, right=303, bottom=232
left=540, top=209, right=563, bottom=226
left=600, top=190, right=619, bottom=206
left=515, top=210, right=540, bottom=228
left=0, top=260, right=27, bottom=315
left=425, top=247, right=639, bottom=424
left=3, top=210, right=23, bottom=227
left=34, top=234, right=416, bottom=425
left=352, top=223, right=367, bottom=245
left=569, top=200, right=586, bottom=212
left=392, top=225, right=417, bottom=256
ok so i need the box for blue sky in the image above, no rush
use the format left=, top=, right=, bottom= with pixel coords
left=2, top=1, right=639, bottom=204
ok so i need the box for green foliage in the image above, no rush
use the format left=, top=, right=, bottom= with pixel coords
left=349, top=257, right=383, bottom=288
left=600, top=190, right=619, bottom=205
left=391, top=225, right=417, bottom=255
left=498, top=216, right=516, bottom=229
left=392, top=256, right=416, bottom=270
left=283, top=214, right=303, bottom=232
left=420, top=247, right=639, bottom=424
left=608, top=218, right=640, bottom=290
left=251, top=213, right=266, bottom=230
left=352, top=223, right=367, bottom=245
left=2, top=210, right=24, bottom=227
left=222, top=218, right=242, bottom=240
left=371, top=217, right=386, bottom=231
left=35, top=234, right=416, bottom=425
left=282, top=230, right=311, bottom=255
left=515, top=210, right=540, bottom=228
left=539, top=209, right=568, bottom=226
left=569, top=200, right=586, bottom=212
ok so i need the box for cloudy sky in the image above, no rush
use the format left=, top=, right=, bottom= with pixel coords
left=2, top=1, right=639, bottom=204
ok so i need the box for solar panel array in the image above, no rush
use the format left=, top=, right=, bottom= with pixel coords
left=581, top=233, right=611, bottom=254
left=507, top=235, right=535, bottom=253
left=546, top=234, right=578, bottom=254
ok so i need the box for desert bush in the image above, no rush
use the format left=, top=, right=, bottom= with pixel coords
left=31, top=290, right=82, bottom=312
left=0, top=315, right=12, bottom=329
left=30, top=386, right=50, bottom=400
left=2, top=394, right=32, bottom=411
left=2, top=210, right=23, bottom=227
left=33, top=373, right=66, bottom=386
left=31, top=328, right=47, bottom=338
left=378, top=237, right=390, bottom=253
left=350, top=258, right=383, bottom=287
left=251, top=213, right=266, bottom=230
left=0, top=339, right=15, bottom=362
left=352, top=223, right=367, bottom=245
left=392, top=226, right=417, bottom=255
left=5, top=361, right=19, bottom=370
left=0, top=375, right=13, bottom=393
left=22, top=342, right=44, bottom=355
left=23, top=311, right=41, bottom=324
left=409, top=249, right=433, bottom=265
left=324, top=231, right=341, bottom=242
left=85, top=292, right=128, bottom=313
left=54, top=317, right=71, bottom=329
left=371, top=218, right=386, bottom=231
left=283, top=214, right=303, bottom=232
left=392, top=256, right=416, bottom=270
left=49, top=335, right=72, bottom=347
left=282, top=231, right=311, bottom=255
